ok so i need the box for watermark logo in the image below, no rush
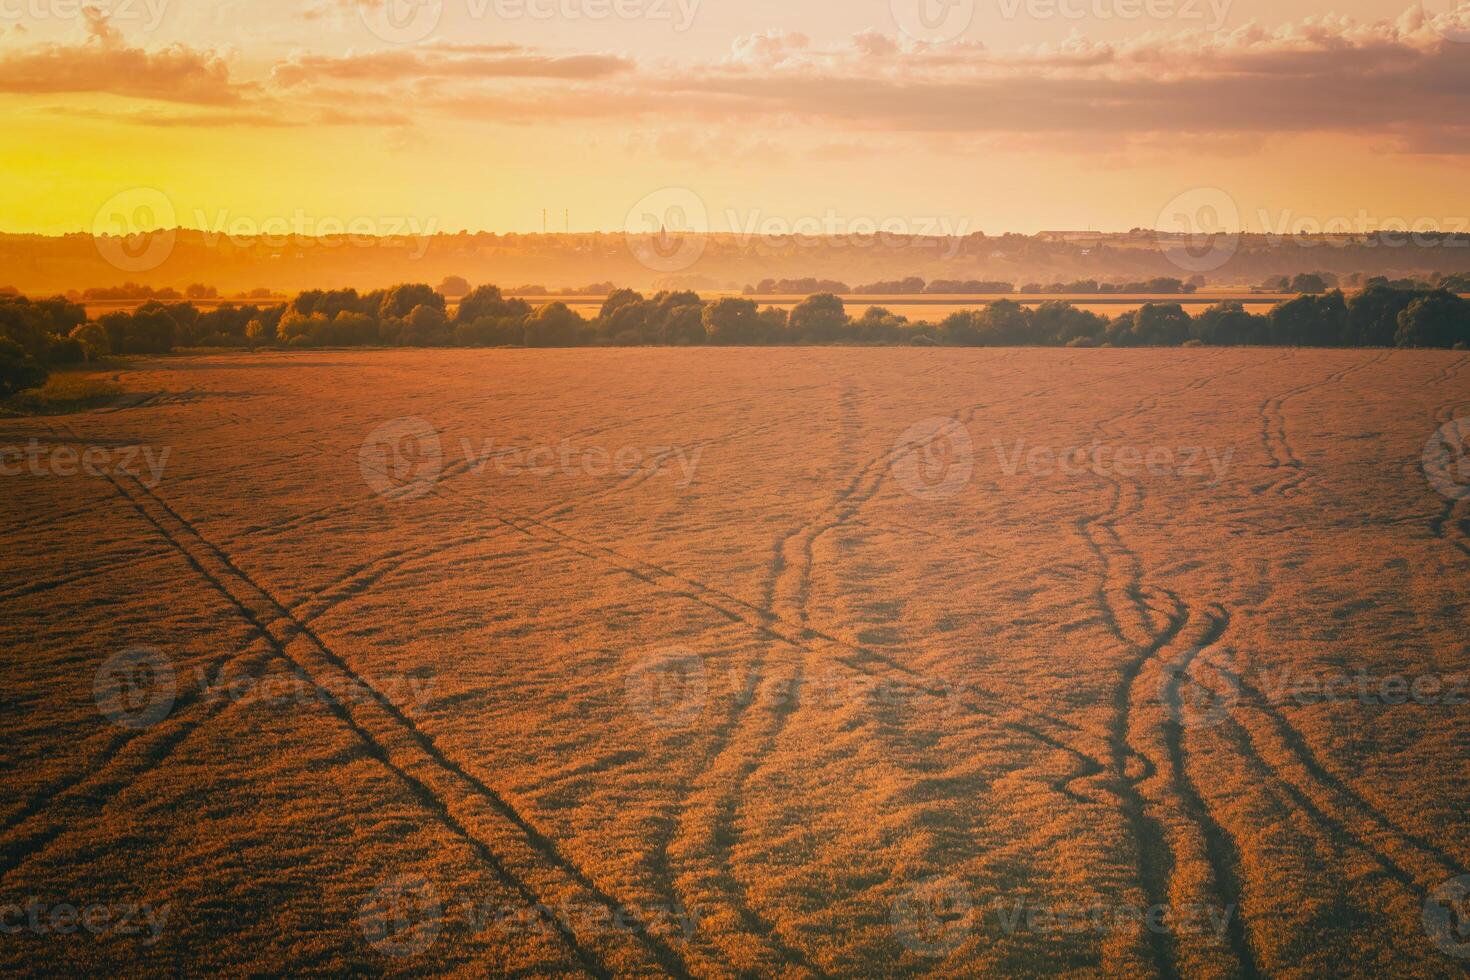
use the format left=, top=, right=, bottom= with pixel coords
left=625, top=188, right=709, bottom=273
left=94, top=647, right=176, bottom=730
left=358, top=0, right=442, bottom=42
left=359, top=417, right=443, bottom=500
left=92, top=188, right=176, bottom=273
left=994, top=0, right=1231, bottom=30
left=891, top=876, right=973, bottom=957
left=891, top=0, right=975, bottom=42
left=1159, top=647, right=1239, bottom=730
left=360, top=876, right=442, bottom=957
left=0, top=440, right=171, bottom=488
left=468, top=0, right=701, bottom=29
left=624, top=647, right=707, bottom=729
left=891, top=418, right=974, bottom=501
left=724, top=209, right=970, bottom=258
left=0, top=0, right=170, bottom=30
left=1423, top=875, right=1470, bottom=958
left=1423, top=417, right=1470, bottom=501
left=0, top=897, right=170, bottom=944
left=1156, top=187, right=1240, bottom=273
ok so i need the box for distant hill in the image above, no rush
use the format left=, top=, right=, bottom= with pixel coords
left=4, top=229, right=1467, bottom=296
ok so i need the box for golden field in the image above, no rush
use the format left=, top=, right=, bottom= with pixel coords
left=2, top=347, right=1468, bottom=977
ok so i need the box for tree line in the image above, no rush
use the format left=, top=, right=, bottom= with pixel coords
left=3, top=281, right=1469, bottom=398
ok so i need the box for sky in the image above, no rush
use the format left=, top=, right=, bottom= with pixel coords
left=1, top=0, right=1469, bottom=237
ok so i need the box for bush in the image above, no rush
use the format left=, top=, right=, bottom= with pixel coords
left=0, top=337, right=48, bottom=396
left=47, top=337, right=87, bottom=364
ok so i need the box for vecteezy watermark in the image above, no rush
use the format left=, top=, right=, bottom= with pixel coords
left=625, top=187, right=709, bottom=274
left=992, top=439, right=1235, bottom=483
left=359, top=875, right=700, bottom=958
left=459, top=436, right=703, bottom=485
left=1423, top=418, right=1470, bottom=501
left=1164, top=652, right=1469, bottom=731
left=193, top=667, right=436, bottom=712
left=360, top=418, right=705, bottom=500
left=1155, top=187, right=1241, bottom=274
left=94, top=647, right=177, bottom=730
left=356, top=0, right=442, bottom=44
left=1424, top=874, right=1470, bottom=958
left=890, top=418, right=975, bottom=501
left=994, top=0, right=1230, bottom=29
left=990, top=896, right=1236, bottom=940
left=193, top=209, right=438, bottom=259
left=359, top=417, right=444, bottom=500
left=724, top=209, right=971, bottom=259
left=1255, top=209, right=1470, bottom=248
left=0, top=0, right=169, bottom=29
left=360, top=876, right=442, bottom=958
left=0, top=440, right=171, bottom=488
left=1160, top=646, right=1240, bottom=730
left=356, top=0, right=699, bottom=43
left=624, top=647, right=708, bottom=730
left=471, top=0, right=699, bottom=28
left=891, top=876, right=974, bottom=957
left=93, top=187, right=176, bottom=273
left=0, top=897, right=170, bottom=945
left=891, top=0, right=975, bottom=42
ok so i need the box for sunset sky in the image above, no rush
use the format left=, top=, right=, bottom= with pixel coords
left=2, top=0, right=1468, bottom=237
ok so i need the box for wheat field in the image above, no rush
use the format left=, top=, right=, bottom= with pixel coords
left=3, top=347, right=1469, bottom=977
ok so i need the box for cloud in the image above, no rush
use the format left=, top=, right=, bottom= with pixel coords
left=0, top=11, right=245, bottom=105
left=271, top=46, right=633, bottom=87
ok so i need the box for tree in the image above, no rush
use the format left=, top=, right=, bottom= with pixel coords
left=1269, top=292, right=1348, bottom=346
left=438, top=275, right=470, bottom=298
left=456, top=284, right=527, bottom=323
left=402, top=304, right=451, bottom=346
left=1031, top=301, right=1103, bottom=346
left=789, top=293, right=849, bottom=342
left=975, top=299, right=1033, bottom=344
left=245, top=319, right=271, bottom=348
left=524, top=302, right=585, bottom=347
left=1193, top=302, right=1268, bottom=345
left=703, top=297, right=760, bottom=344
left=0, top=337, right=47, bottom=397
left=1290, top=272, right=1328, bottom=294
left=1395, top=291, right=1470, bottom=348
left=1109, top=303, right=1191, bottom=346
left=661, top=305, right=706, bottom=345
left=1347, top=284, right=1414, bottom=347
left=380, top=283, right=444, bottom=319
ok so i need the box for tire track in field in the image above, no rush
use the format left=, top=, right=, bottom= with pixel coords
left=1220, top=662, right=1470, bottom=888
left=1155, top=605, right=1261, bottom=979
left=1255, top=351, right=1391, bottom=496
left=0, top=647, right=278, bottom=884
left=1177, top=651, right=1470, bottom=926
left=1073, top=374, right=1265, bottom=979
left=1427, top=397, right=1470, bottom=560
left=92, top=467, right=687, bottom=979
left=655, top=360, right=1129, bottom=974
left=228, top=380, right=829, bottom=547
left=288, top=404, right=810, bottom=628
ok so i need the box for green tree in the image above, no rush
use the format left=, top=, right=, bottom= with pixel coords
left=0, top=337, right=47, bottom=397
left=703, top=297, right=760, bottom=344
left=1395, top=291, right=1470, bottom=348
left=789, top=293, right=849, bottom=342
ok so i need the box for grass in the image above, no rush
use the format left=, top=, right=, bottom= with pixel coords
left=0, top=368, right=126, bottom=416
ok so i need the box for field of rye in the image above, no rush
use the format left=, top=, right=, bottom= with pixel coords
left=2, top=346, right=1469, bottom=977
